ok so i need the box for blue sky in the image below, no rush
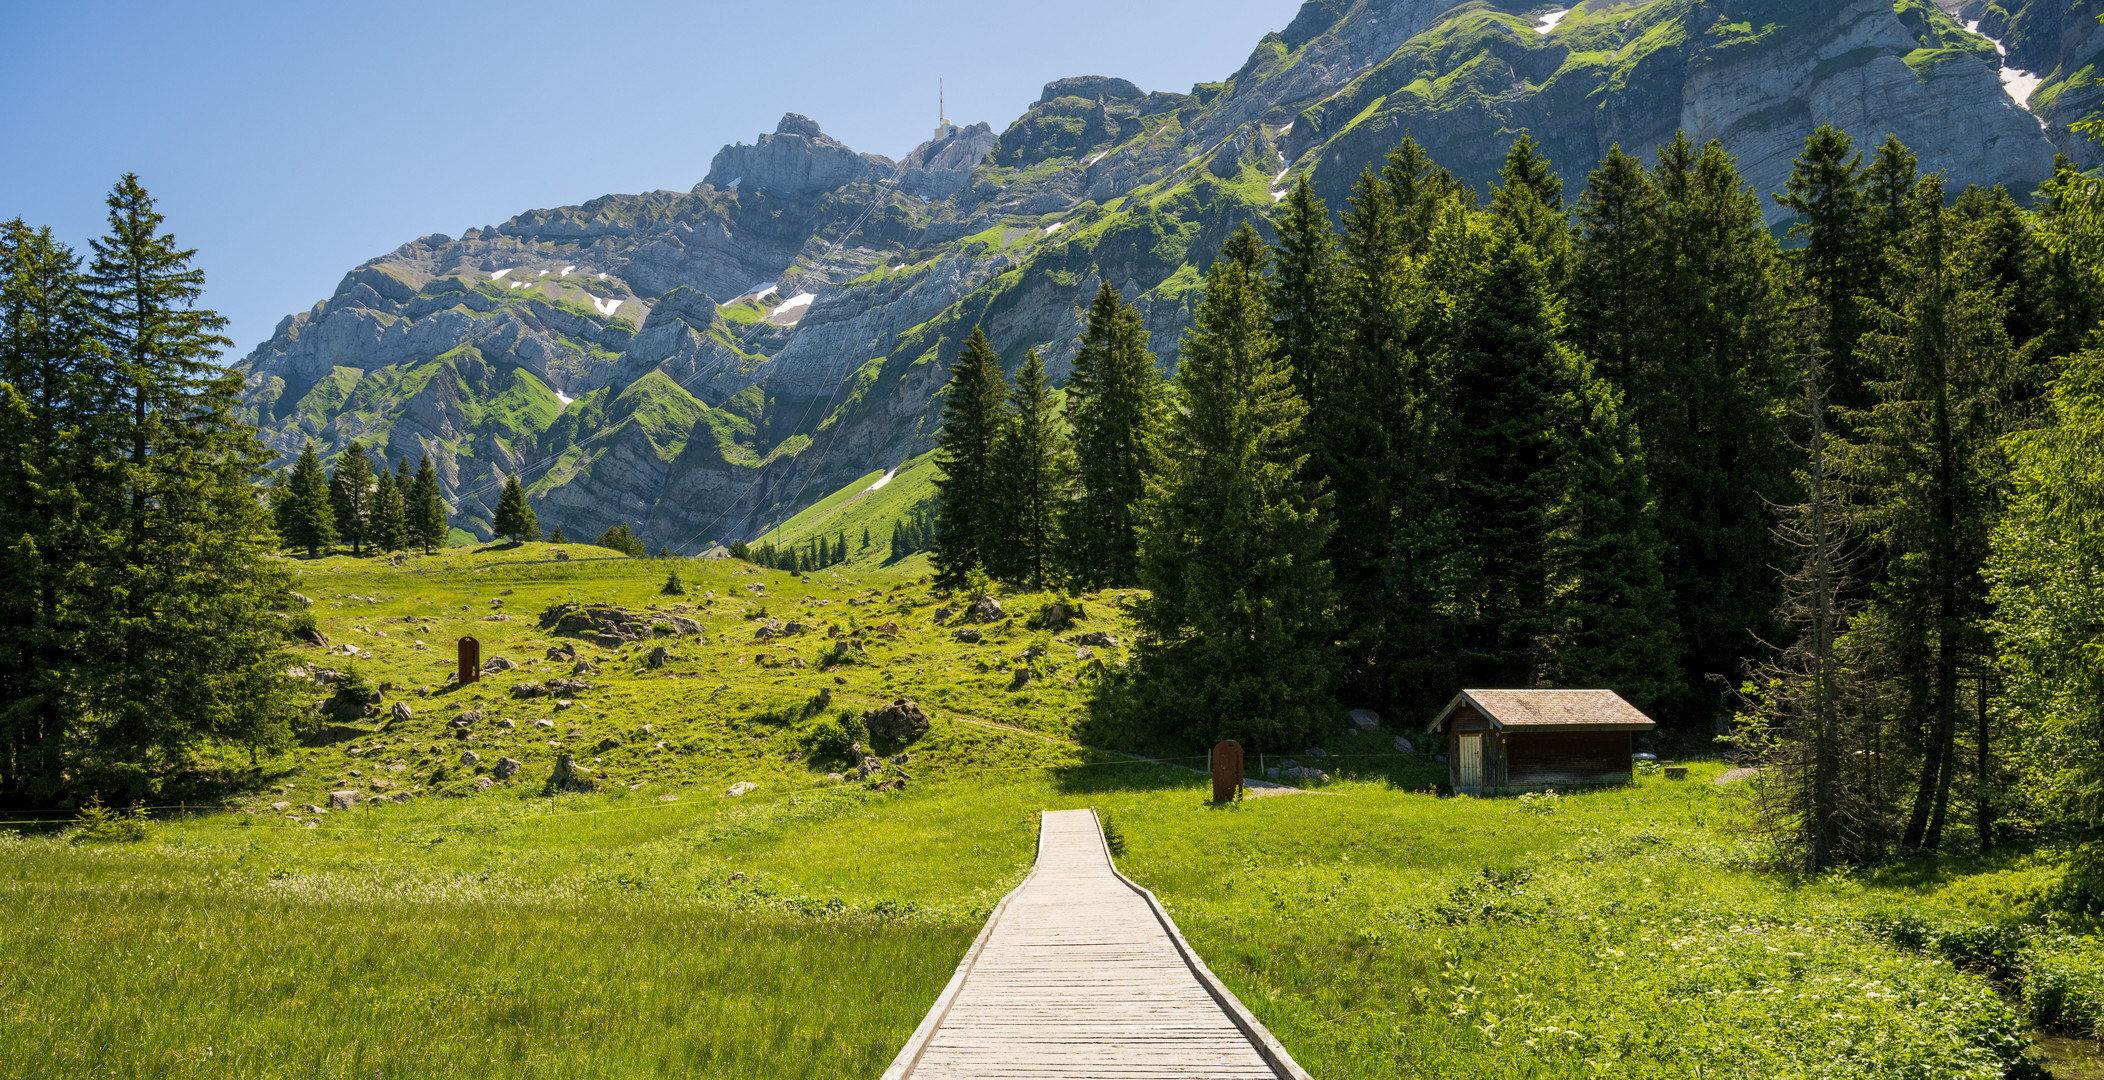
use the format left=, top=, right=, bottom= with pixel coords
left=1, top=0, right=1294, bottom=358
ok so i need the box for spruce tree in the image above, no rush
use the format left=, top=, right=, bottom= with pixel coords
left=1134, top=226, right=1336, bottom=748
left=493, top=475, right=537, bottom=543
left=1062, top=285, right=1163, bottom=588
left=277, top=440, right=335, bottom=556
left=1842, top=177, right=2020, bottom=853
left=408, top=453, right=448, bottom=554
left=371, top=468, right=409, bottom=554
left=861, top=525, right=871, bottom=551
left=549, top=524, right=568, bottom=544
left=931, top=326, right=1010, bottom=589
left=1778, top=126, right=1878, bottom=414
left=986, top=349, right=1070, bottom=589
left=77, top=175, right=293, bottom=786
left=1572, top=144, right=1663, bottom=393
left=327, top=441, right=376, bottom=555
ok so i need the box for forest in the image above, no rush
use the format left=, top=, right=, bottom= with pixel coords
left=930, top=124, right=2104, bottom=873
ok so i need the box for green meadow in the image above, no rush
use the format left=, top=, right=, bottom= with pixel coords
left=2, top=545, right=2098, bottom=1078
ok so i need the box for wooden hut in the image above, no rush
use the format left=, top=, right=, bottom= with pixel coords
left=1427, top=689, right=1655, bottom=795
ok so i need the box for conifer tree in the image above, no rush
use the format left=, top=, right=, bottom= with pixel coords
left=986, top=349, right=1070, bottom=589
left=1842, top=177, right=2021, bottom=853
left=327, top=441, right=376, bottom=556
left=549, top=524, right=567, bottom=544
left=75, top=175, right=293, bottom=788
left=1491, top=135, right=1574, bottom=291
left=1062, top=285, right=1163, bottom=588
left=861, top=526, right=871, bottom=551
left=493, top=475, right=537, bottom=543
left=370, top=468, right=409, bottom=554
left=931, top=326, right=1010, bottom=589
left=276, top=440, right=336, bottom=557
left=1134, top=226, right=1336, bottom=747
left=1778, top=126, right=1878, bottom=414
left=408, top=453, right=448, bottom=554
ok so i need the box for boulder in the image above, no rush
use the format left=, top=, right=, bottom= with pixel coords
left=294, top=627, right=328, bottom=648
left=1009, top=668, right=1032, bottom=691
left=868, top=777, right=906, bottom=793
left=1347, top=709, right=1380, bottom=731
left=1075, top=646, right=1093, bottom=660
left=572, top=660, right=598, bottom=676
left=533, top=718, right=555, bottom=729
left=969, top=596, right=1005, bottom=622
left=269, top=801, right=291, bottom=812
left=460, top=750, right=481, bottom=766
left=474, top=776, right=494, bottom=791
left=318, top=695, right=375, bottom=719
left=327, top=790, right=362, bottom=810
left=596, top=738, right=620, bottom=752
left=494, top=757, right=522, bottom=779
left=511, top=681, right=547, bottom=699
left=953, top=628, right=982, bottom=643
left=456, top=709, right=484, bottom=726
left=877, top=620, right=899, bottom=637
left=646, top=646, right=670, bottom=669
left=1393, top=735, right=1416, bottom=754
left=546, top=643, right=578, bottom=661
left=389, top=701, right=414, bottom=724
left=482, top=656, right=517, bottom=672
left=546, top=678, right=594, bottom=694
left=862, top=699, right=931, bottom=741
left=1072, top=631, right=1118, bottom=648
left=496, top=718, right=515, bottom=729
left=932, top=607, right=954, bottom=625
left=551, top=753, right=596, bottom=793
left=726, top=781, right=758, bottom=797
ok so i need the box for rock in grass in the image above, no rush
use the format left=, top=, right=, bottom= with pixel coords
left=482, top=656, right=517, bottom=672
left=646, top=646, right=670, bottom=669
left=390, top=701, right=413, bottom=723
left=495, top=757, right=522, bottom=779
left=969, top=596, right=1005, bottom=622
left=474, top=776, right=494, bottom=790
left=456, top=710, right=483, bottom=726
left=460, top=751, right=481, bottom=767
left=533, top=719, right=555, bottom=729
left=327, top=790, right=362, bottom=810
left=862, top=699, right=930, bottom=741
left=1393, top=735, right=1416, bottom=754
left=1347, top=709, right=1380, bottom=731
left=953, top=628, right=982, bottom=643
left=270, top=801, right=291, bottom=812
left=1072, top=631, right=1118, bottom=648
left=726, top=781, right=758, bottom=797
left=551, top=754, right=596, bottom=793
left=511, top=681, right=547, bottom=699
left=932, top=607, right=954, bottom=625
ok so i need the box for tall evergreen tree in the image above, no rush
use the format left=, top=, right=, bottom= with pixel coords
left=74, top=175, right=293, bottom=793
left=408, top=453, right=447, bottom=554
left=931, top=326, right=1010, bottom=589
left=493, top=475, right=537, bottom=543
left=986, top=349, right=1070, bottom=589
left=1134, top=226, right=1336, bottom=748
left=371, top=467, right=409, bottom=554
left=276, top=440, right=336, bottom=556
left=1062, top=285, right=1163, bottom=588
left=327, top=441, right=376, bottom=555
left=1842, top=177, right=2023, bottom=853
left=1778, top=126, right=1879, bottom=415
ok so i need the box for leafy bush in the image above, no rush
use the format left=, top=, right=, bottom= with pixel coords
left=1430, top=867, right=1556, bottom=925
left=2022, top=933, right=2104, bottom=1036
left=1515, top=789, right=1560, bottom=815
left=70, top=797, right=149, bottom=844
left=807, top=711, right=868, bottom=761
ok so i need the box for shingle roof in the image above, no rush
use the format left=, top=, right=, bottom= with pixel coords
left=1428, top=689, right=1656, bottom=731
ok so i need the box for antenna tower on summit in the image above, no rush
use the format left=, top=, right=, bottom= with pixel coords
left=935, top=79, right=960, bottom=141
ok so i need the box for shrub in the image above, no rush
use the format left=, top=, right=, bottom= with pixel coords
left=662, top=568, right=686, bottom=595
left=1515, top=789, right=1560, bottom=815
left=807, top=711, right=868, bottom=761
left=2022, top=933, right=2104, bottom=1036
left=70, top=797, right=149, bottom=844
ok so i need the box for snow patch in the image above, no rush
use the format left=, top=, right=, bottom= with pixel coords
left=555, top=390, right=575, bottom=408
left=561, top=265, right=576, bottom=277
left=591, top=296, right=624, bottom=317
left=864, top=467, right=898, bottom=493
left=536, top=269, right=549, bottom=277
left=488, top=268, right=516, bottom=281
left=891, top=263, right=907, bottom=272
left=1272, top=166, right=1294, bottom=202
left=1277, top=121, right=1294, bottom=136
left=722, top=282, right=779, bottom=307
left=725, top=177, right=741, bottom=188
left=510, top=281, right=527, bottom=289
left=1044, top=221, right=1066, bottom=235
left=1534, top=8, right=1568, bottom=34
left=1083, top=149, right=1110, bottom=167
left=769, top=292, right=816, bottom=324
left=1965, top=20, right=2048, bottom=123
left=596, top=272, right=607, bottom=280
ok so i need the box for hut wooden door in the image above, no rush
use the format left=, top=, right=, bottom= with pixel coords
left=1456, top=734, right=1483, bottom=789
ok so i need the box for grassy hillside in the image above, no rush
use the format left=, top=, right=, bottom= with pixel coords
left=2, top=547, right=2100, bottom=1077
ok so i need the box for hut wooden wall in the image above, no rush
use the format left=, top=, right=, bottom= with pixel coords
left=1503, top=731, right=1632, bottom=790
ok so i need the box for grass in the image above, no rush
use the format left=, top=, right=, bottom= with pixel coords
left=0, top=546, right=2088, bottom=1077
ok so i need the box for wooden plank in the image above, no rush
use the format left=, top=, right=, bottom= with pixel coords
left=882, top=808, right=1308, bottom=1080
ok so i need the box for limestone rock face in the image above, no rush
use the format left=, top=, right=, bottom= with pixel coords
left=703, top=114, right=894, bottom=196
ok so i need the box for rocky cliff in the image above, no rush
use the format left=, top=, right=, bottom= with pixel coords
left=237, top=0, right=2080, bottom=550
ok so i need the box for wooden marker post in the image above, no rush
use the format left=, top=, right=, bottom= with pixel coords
left=458, top=636, right=481, bottom=685
left=1211, top=740, right=1243, bottom=803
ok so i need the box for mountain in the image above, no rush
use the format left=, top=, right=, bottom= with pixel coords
left=235, top=0, right=2085, bottom=550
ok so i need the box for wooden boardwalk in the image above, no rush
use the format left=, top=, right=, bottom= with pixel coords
left=882, top=809, right=1308, bottom=1080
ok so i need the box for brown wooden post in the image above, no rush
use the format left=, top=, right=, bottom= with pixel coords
left=457, top=636, right=481, bottom=684
left=1211, top=740, right=1243, bottom=803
